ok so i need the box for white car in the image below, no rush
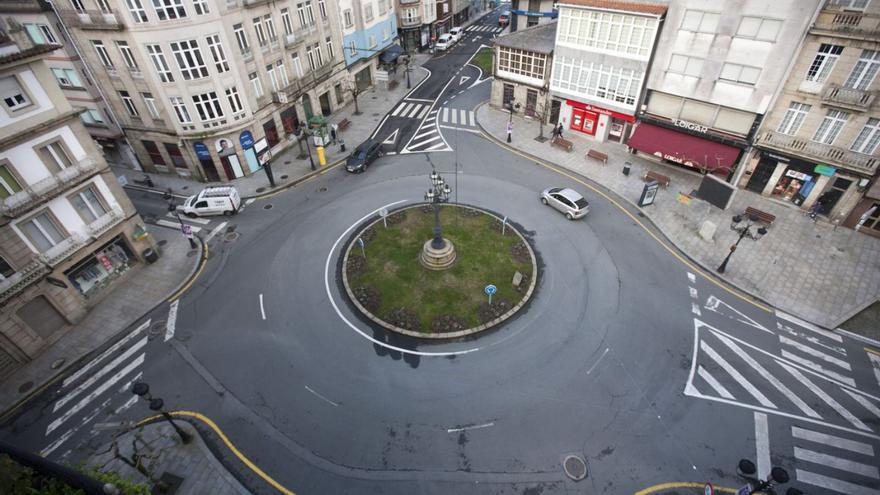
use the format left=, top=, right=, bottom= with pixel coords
left=435, top=33, right=455, bottom=51
left=449, top=26, right=464, bottom=43
left=540, top=187, right=590, bottom=220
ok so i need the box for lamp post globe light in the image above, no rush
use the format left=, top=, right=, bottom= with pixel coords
left=716, top=213, right=768, bottom=274
left=131, top=382, right=192, bottom=444
left=419, top=170, right=457, bottom=270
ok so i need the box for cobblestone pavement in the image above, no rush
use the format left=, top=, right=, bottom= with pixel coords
left=477, top=103, right=880, bottom=337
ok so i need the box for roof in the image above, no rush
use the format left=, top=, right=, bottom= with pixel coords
left=559, top=188, right=585, bottom=203
left=556, top=0, right=667, bottom=16
left=0, top=43, right=60, bottom=67
left=493, top=21, right=557, bottom=54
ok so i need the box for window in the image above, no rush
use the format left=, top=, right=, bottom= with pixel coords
left=777, top=102, right=811, bottom=135
left=0, top=255, right=13, bottom=279
left=291, top=53, right=304, bottom=77
left=51, top=68, right=83, bottom=88
left=70, top=186, right=108, bottom=223
left=170, top=39, right=208, bottom=80
left=170, top=96, right=192, bottom=123
left=319, top=0, right=327, bottom=19
left=314, top=42, right=323, bottom=65
left=263, top=117, right=279, bottom=147
left=70, top=0, right=86, bottom=13
left=813, top=109, right=849, bottom=144
left=326, top=37, right=334, bottom=59
left=192, top=91, right=224, bottom=121
left=126, top=0, right=148, bottom=23
left=668, top=54, right=703, bottom=77
left=97, top=0, right=112, bottom=13
left=383, top=27, right=390, bottom=41
left=192, top=0, right=209, bottom=15
left=557, top=7, right=660, bottom=57
left=142, top=92, right=160, bottom=118
left=736, top=17, right=782, bottom=42
left=225, top=86, right=243, bottom=114
left=141, top=140, right=165, bottom=165
left=92, top=40, right=114, bottom=68
left=306, top=2, right=315, bottom=23
left=253, top=16, right=268, bottom=46
left=233, top=23, right=250, bottom=54
left=306, top=45, right=318, bottom=69
left=80, top=108, right=104, bottom=125
left=152, top=0, right=186, bottom=21
left=265, top=15, right=277, bottom=41
left=348, top=40, right=357, bottom=56
left=116, top=41, right=139, bottom=70
left=1, top=76, right=30, bottom=111
left=281, top=8, right=294, bottom=35
left=266, top=63, right=278, bottom=91
left=551, top=56, right=641, bottom=106
left=146, top=44, right=173, bottom=82
left=335, top=83, right=343, bottom=104
left=205, top=35, right=230, bottom=73
left=369, top=35, right=377, bottom=49
left=497, top=47, right=546, bottom=80
left=844, top=50, right=880, bottom=90
left=829, top=0, right=869, bottom=9
left=377, top=0, right=385, bottom=15
left=681, top=10, right=720, bottom=33
left=0, top=164, right=22, bottom=199
left=24, top=24, right=56, bottom=44
left=249, top=72, right=264, bottom=98
left=20, top=211, right=65, bottom=252
left=719, top=63, right=761, bottom=84
left=276, top=60, right=289, bottom=87
left=806, top=44, right=843, bottom=83
left=364, top=3, right=373, bottom=22
left=119, top=90, right=139, bottom=117
left=343, top=9, right=353, bottom=28
left=298, top=2, right=315, bottom=26
left=851, top=118, right=880, bottom=154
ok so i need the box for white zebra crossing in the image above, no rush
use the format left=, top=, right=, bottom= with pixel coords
left=391, top=101, right=429, bottom=119
left=439, top=108, right=477, bottom=128
left=791, top=425, right=880, bottom=495
left=466, top=25, right=504, bottom=32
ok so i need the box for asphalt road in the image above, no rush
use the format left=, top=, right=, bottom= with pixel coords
left=3, top=9, right=880, bottom=495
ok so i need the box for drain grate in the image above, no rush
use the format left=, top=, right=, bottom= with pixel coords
left=224, top=232, right=240, bottom=242
left=149, top=320, right=166, bottom=337
left=319, top=186, right=327, bottom=192
left=281, top=174, right=289, bottom=179
left=256, top=187, right=266, bottom=193
left=263, top=204, right=273, bottom=210
left=563, top=455, right=588, bottom=481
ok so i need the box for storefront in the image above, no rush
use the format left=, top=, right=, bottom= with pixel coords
left=626, top=120, right=743, bottom=179
left=560, top=99, right=635, bottom=143
left=844, top=178, right=880, bottom=237
left=64, top=235, right=134, bottom=298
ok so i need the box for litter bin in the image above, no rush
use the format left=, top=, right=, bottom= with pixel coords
left=622, top=161, right=631, bottom=176
left=142, top=248, right=160, bottom=264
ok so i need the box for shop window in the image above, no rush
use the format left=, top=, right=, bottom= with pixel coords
left=64, top=236, right=133, bottom=298
left=37, top=140, right=74, bottom=173
left=280, top=106, right=300, bottom=134
left=0, top=254, right=14, bottom=279
left=19, top=210, right=66, bottom=252
left=69, top=186, right=109, bottom=223
left=263, top=118, right=279, bottom=147
left=0, top=163, right=22, bottom=199
left=142, top=140, right=166, bottom=165
left=164, top=143, right=187, bottom=168
left=335, top=83, right=344, bottom=105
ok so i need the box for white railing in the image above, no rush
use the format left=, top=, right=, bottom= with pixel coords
left=759, top=131, right=879, bottom=176
left=87, top=205, right=125, bottom=238
left=822, top=83, right=876, bottom=110
left=1, top=158, right=100, bottom=217
left=0, top=258, right=50, bottom=305
left=38, top=205, right=125, bottom=267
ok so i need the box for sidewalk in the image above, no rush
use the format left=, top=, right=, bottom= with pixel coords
left=112, top=55, right=432, bottom=199
left=85, top=421, right=250, bottom=495
left=477, top=104, right=880, bottom=336
left=0, top=225, right=201, bottom=416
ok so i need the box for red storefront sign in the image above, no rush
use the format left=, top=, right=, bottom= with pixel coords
left=96, top=253, right=113, bottom=271
left=565, top=100, right=635, bottom=123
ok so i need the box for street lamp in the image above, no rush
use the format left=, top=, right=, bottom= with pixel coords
left=299, top=127, right=316, bottom=171
left=716, top=213, right=768, bottom=274
left=506, top=100, right=520, bottom=143
left=404, top=53, right=413, bottom=89
left=131, top=382, right=192, bottom=444
left=736, top=459, right=802, bottom=495
left=424, top=170, right=452, bottom=250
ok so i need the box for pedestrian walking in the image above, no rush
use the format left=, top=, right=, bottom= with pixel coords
left=555, top=123, right=564, bottom=139
left=330, top=123, right=339, bottom=144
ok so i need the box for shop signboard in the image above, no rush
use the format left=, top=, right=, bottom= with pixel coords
left=786, top=169, right=810, bottom=181
left=240, top=130, right=255, bottom=149
left=672, top=118, right=709, bottom=134
left=814, top=164, right=837, bottom=176
left=96, top=253, right=113, bottom=271
left=193, top=142, right=211, bottom=159
left=253, top=137, right=269, bottom=155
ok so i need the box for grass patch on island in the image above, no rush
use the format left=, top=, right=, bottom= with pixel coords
left=471, top=47, right=493, bottom=76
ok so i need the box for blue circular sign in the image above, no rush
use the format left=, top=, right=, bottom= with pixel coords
left=484, top=284, right=497, bottom=295
left=239, top=130, right=255, bottom=149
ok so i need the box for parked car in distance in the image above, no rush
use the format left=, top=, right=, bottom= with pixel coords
left=499, top=11, right=510, bottom=27
left=449, top=26, right=464, bottom=42
left=540, top=187, right=590, bottom=220
left=435, top=33, right=455, bottom=51
left=346, top=139, right=383, bottom=173
left=177, top=186, right=241, bottom=217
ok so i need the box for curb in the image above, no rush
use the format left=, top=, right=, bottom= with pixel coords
left=244, top=158, right=345, bottom=200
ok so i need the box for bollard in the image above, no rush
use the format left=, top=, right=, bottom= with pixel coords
left=317, top=146, right=327, bottom=167
left=623, top=161, right=631, bottom=176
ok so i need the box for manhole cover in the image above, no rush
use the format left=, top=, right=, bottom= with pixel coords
left=182, top=186, right=189, bottom=190
left=149, top=320, right=166, bottom=336
left=256, top=187, right=266, bottom=193
left=224, top=232, right=240, bottom=242
left=51, top=358, right=65, bottom=369
left=563, top=455, right=588, bottom=481
left=319, top=187, right=327, bottom=192
left=284, top=160, right=291, bottom=165
left=263, top=204, right=273, bottom=210
left=281, top=174, right=289, bottom=179
left=371, top=96, right=378, bottom=99
left=18, top=381, right=33, bottom=394
left=157, top=240, right=168, bottom=247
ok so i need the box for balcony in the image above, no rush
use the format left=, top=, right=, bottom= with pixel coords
left=241, top=0, right=273, bottom=7
left=822, top=83, right=877, bottom=111
left=284, top=33, right=303, bottom=48
left=814, top=7, right=880, bottom=39
left=0, top=258, right=50, bottom=305
left=1, top=158, right=101, bottom=218
left=57, top=9, right=124, bottom=31
left=400, top=0, right=420, bottom=4
left=400, top=15, right=422, bottom=27
left=272, top=91, right=289, bottom=104
left=758, top=130, right=879, bottom=176
left=38, top=206, right=125, bottom=267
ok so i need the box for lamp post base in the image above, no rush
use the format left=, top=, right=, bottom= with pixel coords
left=420, top=238, right=456, bottom=270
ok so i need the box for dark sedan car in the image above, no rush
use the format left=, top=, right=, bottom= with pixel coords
left=346, top=139, right=383, bottom=173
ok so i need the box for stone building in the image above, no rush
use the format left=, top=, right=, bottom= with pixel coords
left=490, top=21, right=556, bottom=122
left=397, top=0, right=436, bottom=52
left=741, top=0, right=880, bottom=234
left=0, top=33, right=153, bottom=379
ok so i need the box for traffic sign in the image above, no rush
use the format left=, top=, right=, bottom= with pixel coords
left=181, top=224, right=193, bottom=238
left=736, top=484, right=751, bottom=495
left=484, top=284, right=496, bottom=295
left=704, top=483, right=714, bottom=495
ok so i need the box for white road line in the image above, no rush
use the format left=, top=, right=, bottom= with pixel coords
left=156, top=219, right=202, bottom=233
left=796, top=469, right=880, bottom=495
left=842, top=389, right=880, bottom=419
left=701, top=340, right=776, bottom=408
left=245, top=198, right=255, bottom=206
left=41, top=397, right=112, bottom=457
left=689, top=287, right=698, bottom=299
left=698, top=365, right=735, bottom=399
left=870, top=353, right=880, bottom=387
left=413, top=129, right=437, bottom=140
left=792, top=426, right=875, bottom=455
left=705, top=296, right=773, bottom=334
left=777, top=310, right=842, bottom=342
left=417, top=106, right=429, bottom=119
left=795, top=447, right=880, bottom=479
left=391, top=102, right=407, bottom=116
left=447, top=422, right=494, bottom=433
left=406, top=103, right=423, bottom=118
left=430, top=109, right=438, bottom=114
left=779, top=323, right=847, bottom=355
left=410, top=135, right=443, bottom=148
left=205, top=221, right=228, bottom=242
left=406, top=98, right=434, bottom=103
left=442, top=107, right=449, bottom=122
left=63, top=320, right=148, bottom=388
left=304, top=385, right=338, bottom=407
left=165, top=299, right=179, bottom=342
left=118, top=370, right=142, bottom=394
left=53, top=335, right=148, bottom=413
left=113, top=395, right=138, bottom=415
left=469, top=111, right=475, bottom=126
left=781, top=350, right=856, bottom=387
left=691, top=302, right=702, bottom=316
left=438, top=125, right=482, bottom=134
left=451, top=109, right=458, bottom=124
left=47, top=354, right=145, bottom=436
left=586, top=348, right=609, bottom=375
left=714, top=332, right=820, bottom=418
left=259, top=293, right=266, bottom=320
left=459, top=109, right=467, bottom=124
left=166, top=212, right=209, bottom=224
left=779, top=335, right=851, bottom=370
left=780, top=362, right=869, bottom=431
left=755, top=412, right=771, bottom=481
left=425, top=142, right=448, bottom=151
left=688, top=272, right=696, bottom=283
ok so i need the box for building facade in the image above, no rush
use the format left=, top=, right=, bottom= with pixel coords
left=741, top=0, right=880, bottom=234
left=397, top=0, right=436, bottom=52
left=549, top=0, right=666, bottom=145
left=0, top=35, right=154, bottom=379
left=339, top=0, right=398, bottom=89
left=491, top=21, right=556, bottom=121
left=433, top=0, right=453, bottom=39
left=631, top=0, right=822, bottom=180
left=55, top=0, right=352, bottom=183
left=507, top=0, right=557, bottom=33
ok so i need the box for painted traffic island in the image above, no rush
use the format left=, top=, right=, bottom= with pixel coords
left=342, top=204, right=538, bottom=339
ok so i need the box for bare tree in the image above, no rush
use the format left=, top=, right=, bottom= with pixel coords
left=347, top=82, right=363, bottom=115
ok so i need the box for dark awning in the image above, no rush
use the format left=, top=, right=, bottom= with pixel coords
left=628, top=123, right=741, bottom=175
left=380, top=44, right=404, bottom=64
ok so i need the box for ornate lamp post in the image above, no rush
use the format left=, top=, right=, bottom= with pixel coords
left=717, top=213, right=768, bottom=274
left=131, top=382, right=192, bottom=444
left=420, top=170, right=457, bottom=270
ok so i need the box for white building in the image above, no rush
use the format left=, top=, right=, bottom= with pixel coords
left=339, top=0, right=398, bottom=90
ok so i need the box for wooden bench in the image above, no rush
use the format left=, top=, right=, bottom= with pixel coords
left=338, top=118, right=352, bottom=131
left=644, top=170, right=670, bottom=187
left=551, top=136, right=573, bottom=152
left=586, top=149, right=608, bottom=165
left=744, top=206, right=776, bottom=225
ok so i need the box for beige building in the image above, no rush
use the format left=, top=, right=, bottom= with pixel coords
left=490, top=21, right=556, bottom=121
left=54, top=0, right=351, bottom=183
left=742, top=0, right=880, bottom=234
left=0, top=33, right=154, bottom=379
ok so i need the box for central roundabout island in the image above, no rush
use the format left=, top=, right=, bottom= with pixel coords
left=341, top=201, right=539, bottom=339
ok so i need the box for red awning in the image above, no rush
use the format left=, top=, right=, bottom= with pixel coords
left=628, top=123, right=741, bottom=175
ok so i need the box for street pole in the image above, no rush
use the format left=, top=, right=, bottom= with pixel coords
left=405, top=54, right=412, bottom=89
left=303, top=129, right=316, bottom=171
left=716, top=227, right=748, bottom=274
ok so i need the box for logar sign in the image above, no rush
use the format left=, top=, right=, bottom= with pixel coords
left=672, top=118, right=709, bottom=134
left=653, top=151, right=697, bottom=168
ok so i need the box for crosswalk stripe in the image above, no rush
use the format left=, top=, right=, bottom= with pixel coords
left=166, top=212, right=209, bottom=224
left=413, top=129, right=437, bottom=140
left=442, top=107, right=449, bottom=122
left=425, top=141, right=448, bottom=151
left=156, top=219, right=202, bottom=232
left=779, top=324, right=847, bottom=356
left=869, top=353, right=880, bottom=387
left=792, top=426, right=875, bottom=455
left=777, top=311, right=843, bottom=342
left=62, top=320, right=148, bottom=388
left=780, top=362, right=869, bottom=431
left=697, top=365, right=735, bottom=399
left=714, top=332, right=819, bottom=418
left=47, top=353, right=145, bottom=436
left=53, top=335, right=148, bottom=413
left=410, top=135, right=443, bottom=148
left=780, top=336, right=851, bottom=370
left=417, top=106, right=429, bottom=119
left=405, top=104, right=422, bottom=118
left=842, top=389, right=880, bottom=419
left=392, top=102, right=407, bottom=116
left=796, top=469, right=880, bottom=495
left=795, top=447, right=879, bottom=478
left=460, top=109, right=467, bottom=125
left=451, top=110, right=458, bottom=124
left=469, top=111, right=475, bottom=126
left=41, top=397, right=112, bottom=457
left=781, top=349, right=856, bottom=387
left=701, top=339, right=777, bottom=408
left=113, top=395, right=138, bottom=415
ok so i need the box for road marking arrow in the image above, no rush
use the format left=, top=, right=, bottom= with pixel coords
left=459, top=75, right=471, bottom=85
left=382, top=128, right=399, bottom=145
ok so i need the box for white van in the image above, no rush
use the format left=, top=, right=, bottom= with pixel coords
left=435, top=33, right=455, bottom=51
left=449, top=26, right=464, bottom=43
left=177, top=186, right=241, bottom=217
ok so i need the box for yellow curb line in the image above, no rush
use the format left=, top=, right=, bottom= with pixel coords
left=256, top=159, right=345, bottom=200
left=634, top=482, right=737, bottom=494
left=137, top=410, right=296, bottom=495
left=866, top=346, right=880, bottom=357
left=166, top=241, right=209, bottom=303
